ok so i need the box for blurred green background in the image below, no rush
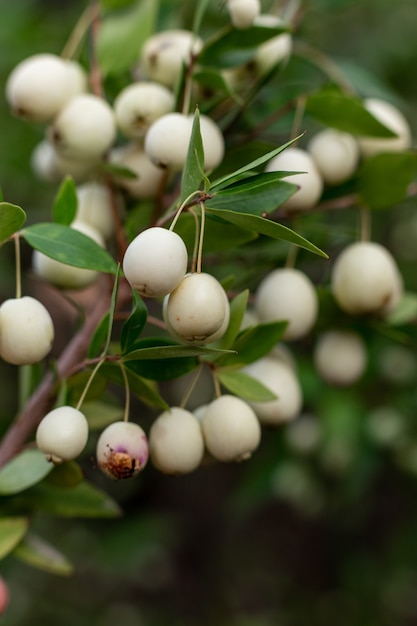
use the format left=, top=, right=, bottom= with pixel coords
left=2, top=1, right=417, bottom=625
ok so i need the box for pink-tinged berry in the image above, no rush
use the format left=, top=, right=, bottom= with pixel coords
left=96, top=421, right=149, bottom=480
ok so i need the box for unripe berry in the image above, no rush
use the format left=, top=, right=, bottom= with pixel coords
left=96, top=421, right=149, bottom=480
left=114, top=81, right=175, bottom=140
left=110, top=144, right=165, bottom=199
left=227, top=0, right=261, bottom=29
left=358, top=98, right=412, bottom=158
left=149, top=407, right=204, bottom=474
left=0, top=296, right=54, bottom=365
left=307, top=129, right=360, bottom=185
left=140, top=29, right=203, bottom=88
left=122, top=227, right=188, bottom=298
left=253, top=15, right=292, bottom=73
left=32, top=220, right=105, bottom=290
left=201, top=395, right=261, bottom=462
left=265, top=147, right=324, bottom=212
left=36, top=406, right=89, bottom=464
left=165, top=273, right=229, bottom=344
left=255, top=268, right=318, bottom=341
left=74, top=181, right=114, bottom=240
left=331, top=241, right=403, bottom=315
left=314, top=330, right=367, bottom=386
left=6, top=53, right=87, bottom=122
left=244, top=356, right=303, bottom=424
left=49, top=94, right=116, bottom=162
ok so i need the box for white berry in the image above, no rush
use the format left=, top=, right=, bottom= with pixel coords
left=0, top=296, right=54, bottom=365
left=96, top=421, right=149, bottom=480
left=255, top=268, right=318, bottom=341
left=114, top=81, right=175, bottom=140
left=149, top=407, right=205, bottom=474
left=165, top=273, right=229, bottom=344
left=307, top=129, right=360, bottom=185
left=74, top=181, right=114, bottom=240
left=140, top=30, right=203, bottom=88
left=49, top=94, right=116, bottom=162
left=32, top=220, right=105, bottom=290
left=358, top=98, right=412, bottom=158
left=201, top=395, right=261, bottom=462
left=36, top=406, right=89, bottom=464
left=228, top=0, right=261, bottom=29
left=110, top=144, right=165, bottom=199
left=244, top=356, right=303, bottom=424
left=314, top=330, right=367, bottom=386
left=253, top=15, right=292, bottom=73
left=122, top=227, right=188, bottom=298
left=6, top=54, right=87, bottom=122
left=265, top=147, right=324, bottom=212
left=331, top=241, right=403, bottom=315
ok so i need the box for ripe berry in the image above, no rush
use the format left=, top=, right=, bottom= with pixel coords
left=331, top=241, right=403, bottom=315
left=165, top=272, right=229, bottom=344
left=255, top=268, right=318, bottom=341
left=96, top=421, right=149, bottom=480
left=358, top=98, right=412, bottom=158
left=36, top=406, right=89, bottom=464
left=49, top=94, right=116, bottom=162
left=314, top=330, right=367, bottom=386
left=114, top=81, right=175, bottom=140
left=227, top=0, right=261, bottom=29
left=74, top=181, right=114, bottom=240
left=252, top=15, right=292, bottom=74
left=149, top=407, right=205, bottom=474
left=201, top=395, right=261, bottom=462
left=0, top=296, right=54, bottom=365
left=244, top=356, right=303, bottom=424
left=122, top=227, right=188, bottom=298
left=307, top=129, right=360, bottom=185
left=110, top=144, right=165, bottom=199
left=32, top=220, right=105, bottom=290
left=265, top=147, right=324, bottom=212
left=6, top=53, right=87, bottom=122
left=140, top=29, right=203, bottom=88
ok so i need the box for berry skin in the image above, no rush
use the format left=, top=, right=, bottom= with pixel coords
left=165, top=273, right=229, bottom=345
left=74, top=182, right=114, bottom=240
left=122, top=227, right=188, bottom=298
left=6, top=53, right=87, bottom=122
left=0, top=296, right=54, bottom=365
left=140, top=29, right=203, bottom=88
left=314, top=330, right=367, bottom=386
left=307, top=129, right=360, bottom=185
left=149, top=407, right=205, bottom=474
left=201, top=395, right=261, bottom=462
left=255, top=268, right=318, bottom=341
left=96, top=421, right=149, bottom=480
left=36, top=406, right=89, bottom=464
left=331, top=241, right=403, bottom=315
left=358, top=98, right=412, bottom=158
left=110, top=144, right=165, bottom=199
left=49, top=94, right=116, bottom=162
left=244, top=356, right=303, bottom=424
left=265, top=147, right=324, bottom=212
left=114, top=81, right=175, bottom=140
left=227, top=0, right=261, bottom=29
left=252, top=15, right=292, bottom=74
left=32, top=220, right=105, bottom=290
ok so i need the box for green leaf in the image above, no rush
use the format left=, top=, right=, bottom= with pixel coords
left=306, top=88, right=398, bottom=136
left=0, top=449, right=53, bottom=495
left=52, top=175, right=77, bottom=225
left=121, top=289, right=148, bottom=353
left=217, top=369, right=277, bottom=401
left=88, top=312, right=110, bottom=358
left=192, top=0, right=211, bottom=35
left=209, top=134, right=304, bottom=192
left=357, top=152, right=417, bottom=209
left=46, top=461, right=84, bottom=488
left=123, top=343, right=232, bottom=361
left=207, top=173, right=297, bottom=215
left=0, top=202, right=26, bottom=244
left=218, top=321, right=288, bottom=367
left=385, top=292, right=417, bottom=326
left=199, top=24, right=288, bottom=68
left=205, top=207, right=328, bottom=257
left=97, top=0, right=158, bottom=76
left=179, top=106, right=209, bottom=203
left=21, top=223, right=118, bottom=273
left=216, top=289, right=249, bottom=350
left=13, top=533, right=73, bottom=575
left=25, top=481, right=122, bottom=518
left=0, top=517, right=29, bottom=560
left=101, top=362, right=169, bottom=410
left=103, top=264, right=121, bottom=354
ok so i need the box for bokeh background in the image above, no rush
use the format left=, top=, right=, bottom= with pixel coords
left=2, top=1, right=417, bottom=624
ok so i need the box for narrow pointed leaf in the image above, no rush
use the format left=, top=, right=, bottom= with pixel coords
left=13, top=533, right=74, bottom=575
left=0, top=449, right=53, bottom=495
left=25, top=481, right=122, bottom=518
left=357, top=152, right=417, bottom=209
left=88, top=312, right=110, bottom=358
left=179, top=106, right=209, bottom=203
left=217, top=369, right=277, bottom=401
left=207, top=174, right=297, bottom=214
left=216, top=289, right=249, bottom=350
left=103, top=264, right=121, bottom=355
left=52, top=175, right=77, bottom=225
left=0, top=202, right=26, bottom=243
left=218, top=321, right=288, bottom=367
left=121, top=289, right=148, bottom=353
left=0, top=517, right=29, bottom=559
